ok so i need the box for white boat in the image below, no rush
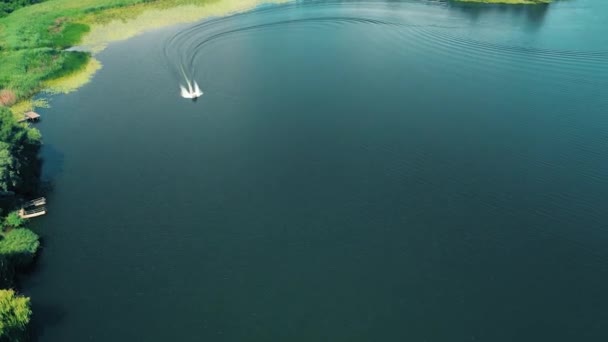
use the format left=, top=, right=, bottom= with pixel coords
left=180, top=79, right=203, bottom=100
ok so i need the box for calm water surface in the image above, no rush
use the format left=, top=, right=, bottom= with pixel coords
left=25, top=0, right=608, bottom=341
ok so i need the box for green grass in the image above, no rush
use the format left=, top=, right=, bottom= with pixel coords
left=0, top=0, right=149, bottom=115
left=53, top=22, right=91, bottom=48
left=0, top=48, right=90, bottom=100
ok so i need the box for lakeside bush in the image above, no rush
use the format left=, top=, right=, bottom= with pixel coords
left=0, top=289, right=32, bottom=342
left=3, top=212, right=24, bottom=230
left=0, top=228, right=40, bottom=267
left=0, top=0, right=46, bottom=18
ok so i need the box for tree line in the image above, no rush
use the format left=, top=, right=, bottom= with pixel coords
left=0, top=0, right=45, bottom=18
left=0, top=107, right=42, bottom=341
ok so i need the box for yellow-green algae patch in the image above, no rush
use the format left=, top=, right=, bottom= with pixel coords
left=43, top=57, right=102, bottom=95
left=10, top=98, right=50, bottom=116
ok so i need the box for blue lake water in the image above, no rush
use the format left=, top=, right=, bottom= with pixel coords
left=25, top=0, right=608, bottom=341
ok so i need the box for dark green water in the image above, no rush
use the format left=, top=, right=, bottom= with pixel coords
left=25, top=0, right=608, bottom=341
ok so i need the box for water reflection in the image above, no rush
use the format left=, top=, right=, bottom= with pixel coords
left=447, top=1, right=550, bottom=30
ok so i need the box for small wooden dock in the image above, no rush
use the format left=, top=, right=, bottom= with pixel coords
left=19, top=207, right=46, bottom=219
left=18, top=197, right=47, bottom=219
left=17, top=111, right=41, bottom=123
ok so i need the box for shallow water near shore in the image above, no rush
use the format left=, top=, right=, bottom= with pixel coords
left=25, top=0, right=608, bottom=341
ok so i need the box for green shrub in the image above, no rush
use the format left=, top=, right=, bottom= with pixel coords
left=0, top=107, right=41, bottom=193
left=2, top=212, right=24, bottom=230
left=0, top=289, right=31, bottom=342
left=0, top=228, right=40, bottom=267
left=0, top=143, right=20, bottom=193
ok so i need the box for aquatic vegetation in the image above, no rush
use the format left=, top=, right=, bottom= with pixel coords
left=9, top=98, right=50, bottom=116
left=43, top=57, right=102, bottom=94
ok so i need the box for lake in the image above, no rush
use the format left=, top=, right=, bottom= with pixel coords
left=25, top=0, right=608, bottom=341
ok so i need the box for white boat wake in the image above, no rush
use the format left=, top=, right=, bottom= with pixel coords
left=180, top=67, right=203, bottom=100
left=180, top=80, right=203, bottom=99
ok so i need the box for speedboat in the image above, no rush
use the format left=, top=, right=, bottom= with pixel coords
left=180, top=80, right=203, bottom=100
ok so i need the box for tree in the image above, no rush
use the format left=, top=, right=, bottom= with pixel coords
left=2, top=212, right=24, bottom=231
left=0, top=143, right=19, bottom=192
left=0, top=229, right=39, bottom=267
left=0, top=0, right=45, bottom=18
left=0, top=289, right=31, bottom=342
left=0, top=107, right=41, bottom=193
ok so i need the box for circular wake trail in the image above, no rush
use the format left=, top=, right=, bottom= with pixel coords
left=161, top=0, right=608, bottom=99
